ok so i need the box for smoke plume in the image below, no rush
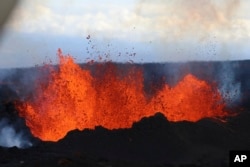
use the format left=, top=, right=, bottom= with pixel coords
left=0, top=118, right=32, bottom=148
left=131, top=0, right=245, bottom=62
left=0, top=68, right=39, bottom=148
left=134, top=0, right=241, bottom=39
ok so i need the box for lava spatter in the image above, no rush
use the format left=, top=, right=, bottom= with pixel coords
left=16, top=50, right=229, bottom=141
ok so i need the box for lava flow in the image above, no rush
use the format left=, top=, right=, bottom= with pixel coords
left=16, top=50, right=229, bottom=141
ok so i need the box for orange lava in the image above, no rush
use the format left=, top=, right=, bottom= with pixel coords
left=16, top=50, right=229, bottom=141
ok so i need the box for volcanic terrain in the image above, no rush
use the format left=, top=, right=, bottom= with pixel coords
left=0, top=59, right=250, bottom=167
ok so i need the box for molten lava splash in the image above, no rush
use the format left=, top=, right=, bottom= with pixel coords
left=17, top=50, right=228, bottom=141
left=18, top=50, right=96, bottom=141
left=152, top=74, right=225, bottom=122
left=92, top=63, right=149, bottom=129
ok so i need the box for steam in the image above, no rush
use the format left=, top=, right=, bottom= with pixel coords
left=0, top=118, right=32, bottom=148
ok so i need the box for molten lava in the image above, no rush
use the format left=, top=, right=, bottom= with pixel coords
left=17, top=50, right=229, bottom=141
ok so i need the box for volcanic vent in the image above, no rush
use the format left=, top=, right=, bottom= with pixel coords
left=15, top=49, right=231, bottom=142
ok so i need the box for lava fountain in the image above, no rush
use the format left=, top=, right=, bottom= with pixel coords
left=16, top=49, right=230, bottom=141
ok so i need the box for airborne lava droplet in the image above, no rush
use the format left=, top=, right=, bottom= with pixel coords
left=16, top=50, right=229, bottom=141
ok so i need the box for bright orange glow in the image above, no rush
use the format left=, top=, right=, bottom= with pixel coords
left=16, top=50, right=229, bottom=141
left=152, top=74, right=225, bottom=122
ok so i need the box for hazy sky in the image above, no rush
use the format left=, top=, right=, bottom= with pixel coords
left=0, top=0, right=249, bottom=68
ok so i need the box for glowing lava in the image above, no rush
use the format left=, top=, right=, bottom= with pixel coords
left=17, top=50, right=229, bottom=141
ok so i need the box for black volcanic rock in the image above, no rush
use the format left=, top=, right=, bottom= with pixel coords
left=54, top=113, right=186, bottom=163
left=0, top=111, right=250, bottom=166
left=40, top=111, right=250, bottom=166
